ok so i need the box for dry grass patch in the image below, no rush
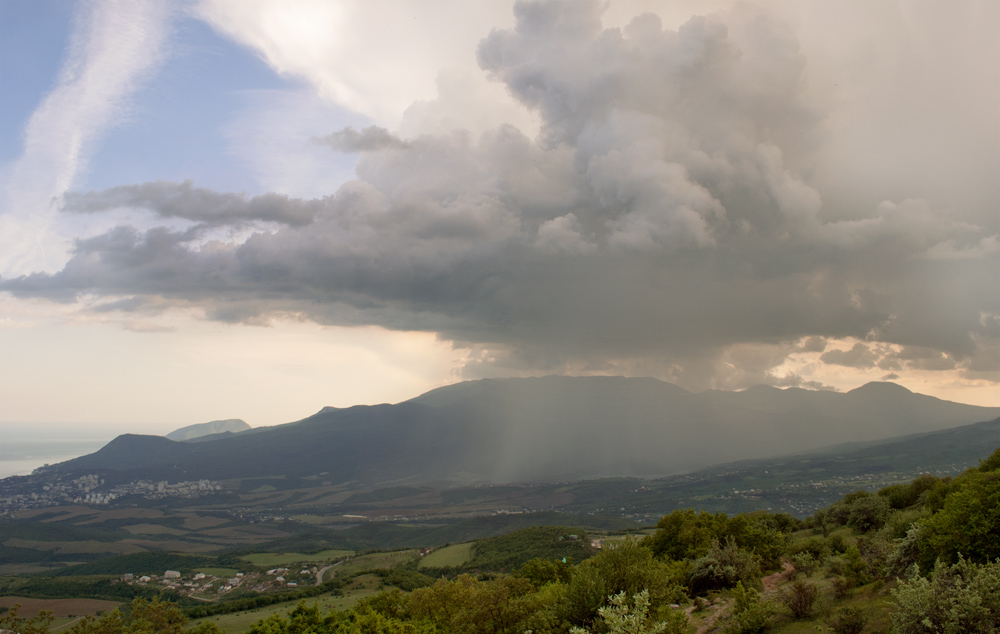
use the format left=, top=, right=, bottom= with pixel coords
left=293, top=491, right=353, bottom=506
left=122, top=523, right=187, bottom=535
left=121, top=539, right=221, bottom=553
left=0, top=597, right=121, bottom=618
left=3, top=538, right=144, bottom=554
left=76, top=508, right=164, bottom=524
left=15, top=506, right=99, bottom=523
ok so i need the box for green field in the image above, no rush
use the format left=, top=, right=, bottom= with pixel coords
left=194, top=567, right=239, bottom=578
left=336, top=551, right=418, bottom=576
left=187, top=574, right=385, bottom=634
left=417, top=542, right=473, bottom=568
left=241, top=549, right=354, bottom=568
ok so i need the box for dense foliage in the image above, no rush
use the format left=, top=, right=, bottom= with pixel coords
left=467, top=526, right=596, bottom=572
left=892, top=557, right=1000, bottom=634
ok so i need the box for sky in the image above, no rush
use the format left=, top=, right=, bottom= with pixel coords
left=0, top=0, right=997, bottom=435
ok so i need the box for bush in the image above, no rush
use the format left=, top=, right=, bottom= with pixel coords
left=569, top=590, right=688, bottom=634
left=783, top=580, right=818, bottom=619
left=886, top=524, right=922, bottom=578
left=789, top=536, right=830, bottom=560
left=829, top=605, right=868, bottom=634
left=790, top=552, right=819, bottom=577
left=562, top=537, right=688, bottom=627
left=891, top=556, right=1000, bottom=634
left=689, top=538, right=761, bottom=595
left=856, top=535, right=893, bottom=579
left=828, top=532, right=848, bottom=554
left=843, top=545, right=870, bottom=586
left=722, top=582, right=772, bottom=634
left=831, top=576, right=854, bottom=599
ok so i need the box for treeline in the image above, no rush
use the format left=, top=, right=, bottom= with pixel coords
left=0, top=576, right=165, bottom=602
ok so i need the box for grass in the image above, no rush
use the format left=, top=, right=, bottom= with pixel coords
left=241, top=549, right=354, bottom=568
left=0, top=564, right=53, bottom=575
left=766, top=583, right=897, bottom=634
left=0, top=596, right=122, bottom=617
left=418, top=543, right=473, bottom=568
left=180, top=515, right=230, bottom=530
left=121, top=523, right=188, bottom=535
left=195, top=567, right=239, bottom=578
left=3, top=538, right=145, bottom=554
left=337, top=551, right=419, bottom=577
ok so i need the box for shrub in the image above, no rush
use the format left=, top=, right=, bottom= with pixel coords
left=831, top=576, right=854, bottom=599
left=843, top=545, right=870, bottom=586
left=790, top=552, right=819, bottom=577
left=828, top=532, right=848, bottom=554
left=886, top=524, right=922, bottom=578
left=829, top=605, right=868, bottom=634
left=689, top=538, right=761, bottom=594
left=783, top=580, right=818, bottom=619
left=856, top=535, right=893, bottom=579
left=722, top=582, right=772, bottom=634
left=891, top=556, right=1000, bottom=634
left=562, top=537, right=687, bottom=627
left=789, top=536, right=830, bottom=560
left=569, top=590, right=688, bottom=634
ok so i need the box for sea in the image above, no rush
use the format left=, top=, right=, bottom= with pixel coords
left=0, top=424, right=141, bottom=479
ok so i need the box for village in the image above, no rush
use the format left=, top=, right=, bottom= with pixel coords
left=0, top=472, right=225, bottom=515
left=118, top=566, right=319, bottom=599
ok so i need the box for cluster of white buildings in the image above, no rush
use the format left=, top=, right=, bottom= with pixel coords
left=0, top=474, right=225, bottom=514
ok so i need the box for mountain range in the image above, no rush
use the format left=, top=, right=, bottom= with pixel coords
left=44, top=377, right=1000, bottom=487
left=164, top=418, right=250, bottom=441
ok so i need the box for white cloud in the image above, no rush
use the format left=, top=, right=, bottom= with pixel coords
left=193, top=0, right=523, bottom=127
left=0, top=0, right=173, bottom=278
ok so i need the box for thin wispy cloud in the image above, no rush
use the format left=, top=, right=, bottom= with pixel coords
left=0, top=0, right=173, bottom=277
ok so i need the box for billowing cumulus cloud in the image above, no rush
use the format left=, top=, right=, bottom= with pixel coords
left=2, top=1, right=998, bottom=390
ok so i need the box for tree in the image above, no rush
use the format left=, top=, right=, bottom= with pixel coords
left=919, top=469, right=1000, bottom=568
left=644, top=510, right=729, bottom=561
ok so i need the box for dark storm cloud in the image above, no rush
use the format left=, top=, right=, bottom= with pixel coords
left=2, top=1, right=998, bottom=387
left=62, top=180, right=321, bottom=226
left=315, top=126, right=411, bottom=152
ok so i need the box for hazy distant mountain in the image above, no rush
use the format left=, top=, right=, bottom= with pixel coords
left=164, top=419, right=250, bottom=441
left=46, top=377, right=1000, bottom=486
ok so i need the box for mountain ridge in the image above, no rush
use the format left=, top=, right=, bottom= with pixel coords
left=42, top=377, right=1000, bottom=487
